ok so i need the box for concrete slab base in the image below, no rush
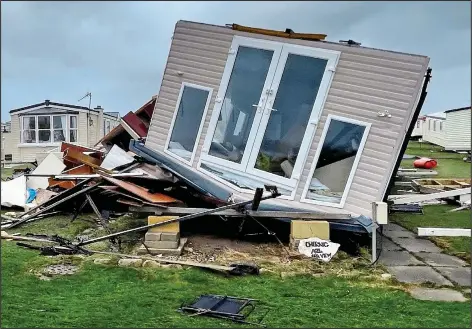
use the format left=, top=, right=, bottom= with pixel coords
left=409, top=288, right=468, bottom=302
left=379, top=251, right=424, bottom=266
left=435, top=266, right=471, bottom=287
left=137, top=238, right=187, bottom=256
left=414, top=252, right=468, bottom=267
left=387, top=266, right=453, bottom=286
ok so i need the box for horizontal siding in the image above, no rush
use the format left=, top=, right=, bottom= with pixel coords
left=146, top=20, right=429, bottom=217
left=423, top=117, right=446, bottom=147
left=445, top=110, right=471, bottom=151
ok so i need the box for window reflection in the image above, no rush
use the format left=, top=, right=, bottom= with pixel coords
left=306, top=118, right=366, bottom=204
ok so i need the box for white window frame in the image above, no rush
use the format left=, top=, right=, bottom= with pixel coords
left=69, top=115, right=79, bottom=143
left=164, top=82, right=213, bottom=166
left=300, top=114, right=371, bottom=208
left=19, top=114, right=78, bottom=147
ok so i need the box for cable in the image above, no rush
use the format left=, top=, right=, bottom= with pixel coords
left=370, top=225, right=384, bottom=266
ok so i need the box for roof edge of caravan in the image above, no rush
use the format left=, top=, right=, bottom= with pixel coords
left=176, top=20, right=430, bottom=59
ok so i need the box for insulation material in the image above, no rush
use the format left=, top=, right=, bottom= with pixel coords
left=100, top=145, right=135, bottom=170
left=1, top=175, right=27, bottom=208
left=27, top=153, right=66, bottom=190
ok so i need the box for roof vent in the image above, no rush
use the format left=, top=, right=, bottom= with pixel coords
left=45, top=99, right=50, bottom=106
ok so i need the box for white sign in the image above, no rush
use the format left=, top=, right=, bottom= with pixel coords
left=298, top=237, right=340, bottom=262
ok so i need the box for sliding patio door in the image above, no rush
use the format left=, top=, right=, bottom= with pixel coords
left=201, top=36, right=339, bottom=190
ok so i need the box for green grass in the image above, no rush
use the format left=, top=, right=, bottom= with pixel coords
left=401, top=141, right=470, bottom=178
left=1, top=164, right=35, bottom=180
left=1, top=242, right=470, bottom=328
left=391, top=205, right=471, bottom=263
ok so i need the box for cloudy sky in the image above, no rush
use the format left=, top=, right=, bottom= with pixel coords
left=1, top=1, right=470, bottom=120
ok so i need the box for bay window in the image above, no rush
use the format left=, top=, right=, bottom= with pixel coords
left=21, top=114, right=78, bottom=144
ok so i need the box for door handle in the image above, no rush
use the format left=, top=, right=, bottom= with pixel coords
left=265, top=108, right=277, bottom=115
left=252, top=104, right=262, bottom=113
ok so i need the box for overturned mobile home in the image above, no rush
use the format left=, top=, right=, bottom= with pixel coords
left=135, top=21, right=431, bottom=225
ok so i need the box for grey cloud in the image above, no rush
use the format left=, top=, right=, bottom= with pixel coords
left=1, top=1, right=470, bottom=118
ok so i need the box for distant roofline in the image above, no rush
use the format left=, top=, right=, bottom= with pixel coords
left=444, top=106, right=471, bottom=114
left=10, top=100, right=96, bottom=114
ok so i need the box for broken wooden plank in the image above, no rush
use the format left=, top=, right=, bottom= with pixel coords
left=89, top=250, right=247, bottom=273
left=101, top=176, right=180, bottom=204
left=389, top=187, right=471, bottom=204
left=417, top=228, right=471, bottom=237
left=128, top=206, right=352, bottom=220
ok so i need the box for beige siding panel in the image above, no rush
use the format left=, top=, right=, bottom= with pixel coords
left=9, top=114, right=21, bottom=162
left=328, top=88, right=410, bottom=111
left=331, top=81, right=413, bottom=103
left=171, top=39, right=230, bottom=57
left=333, top=73, right=416, bottom=96
left=340, top=53, right=424, bottom=73
left=146, top=20, right=429, bottom=217
left=445, top=110, right=471, bottom=151
left=337, top=61, right=422, bottom=80
left=326, top=94, right=408, bottom=116
left=165, top=72, right=221, bottom=88
left=170, top=46, right=229, bottom=65
left=166, top=63, right=224, bottom=82
left=335, top=67, right=418, bottom=88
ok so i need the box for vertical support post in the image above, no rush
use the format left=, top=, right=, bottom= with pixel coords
left=371, top=222, right=378, bottom=264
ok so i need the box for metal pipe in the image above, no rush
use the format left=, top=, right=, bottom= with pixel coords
left=8, top=183, right=101, bottom=229
left=77, top=189, right=280, bottom=246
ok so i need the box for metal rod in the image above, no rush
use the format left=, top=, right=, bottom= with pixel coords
left=78, top=190, right=280, bottom=246
left=18, top=178, right=94, bottom=219
left=8, top=183, right=101, bottom=229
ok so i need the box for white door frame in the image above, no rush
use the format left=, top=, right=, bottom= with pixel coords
left=246, top=44, right=340, bottom=188
left=200, top=36, right=283, bottom=172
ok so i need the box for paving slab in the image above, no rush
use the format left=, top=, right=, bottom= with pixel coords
left=384, top=223, right=411, bottom=232
left=414, top=252, right=468, bottom=267
left=379, top=251, right=425, bottom=266
left=390, top=236, right=442, bottom=253
left=435, top=266, right=471, bottom=287
left=383, top=228, right=417, bottom=240
left=380, top=238, right=403, bottom=251
left=387, top=266, right=453, bottom=286
left=409, top=288, right=467, bottom=302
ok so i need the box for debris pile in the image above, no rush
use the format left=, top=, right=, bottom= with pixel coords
left=1, top=141, right=286, bottom=273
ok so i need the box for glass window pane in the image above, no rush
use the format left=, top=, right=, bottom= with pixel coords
left=53, top=116, right=65, bottom=129
left=254, top=54, right=327, bottom=177
left=167, top=86, right=209, bottom=161
left=53, top=130, right=66, bottom=142
left=22, top=130, right=36, bottom=143
left=106, top=121, right=110, bottom=133
left=38, top=116, right=51, bottom=129
left=306, top=119, right=366, bottom=204
left=70, top=130, right=78, bottom=142
left=70, top=116, right=78, bottom=129
left=23, top=117, right=35, bottom=130
left=38, top=130, right=51, bottom=143
left=208, top=46, right=274, bottom=164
